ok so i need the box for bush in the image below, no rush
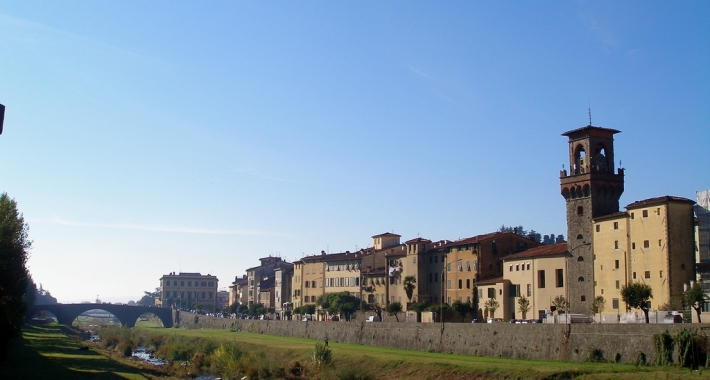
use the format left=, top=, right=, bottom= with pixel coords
left=634, top=351, right=647, bottom=366
left=312, top=342, right=332, bottom=368
left=675, top=328, right=707, bottom=369
left=117, top=339, right=135, bottom=358
left=652, top=331, right=674, bottom=365
left=585, top=347, right=605, bottom=363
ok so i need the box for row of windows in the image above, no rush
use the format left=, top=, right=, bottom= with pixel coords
left=509, top=262, right=531, bottom=272
left=163, top=291, right=213, bottom=300
left=164, top=280, right=214, bottom=288
left=445, top=278, right=473, bottom=290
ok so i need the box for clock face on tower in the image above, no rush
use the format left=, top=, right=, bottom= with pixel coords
left=593, top=153, right=607, bottom=172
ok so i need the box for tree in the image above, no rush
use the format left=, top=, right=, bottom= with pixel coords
left=403, top=276, right=417, bottom=302
left=409, top=301, right=429, bottom=321
left=484, top=298, right=499, bottom=318
left=0, top=193, right=32, bottom=358
left=552, top=295, right=568, bottom=315
left=303, top=304, right=316, bottom=319
left=517, top=296, right=531, bottom=319
left=683, top=282, right=705, bottom=323
left=385, top=302, right=403, bottom=322
left=591, top=296, right=606, bottom=317
left=137, top=289, right=159, bottom=307
left=621, top=282, right=653, bottom=323
left=316, top=292, right=361, bottom=321
left=451, top=300, right=473, bottom=322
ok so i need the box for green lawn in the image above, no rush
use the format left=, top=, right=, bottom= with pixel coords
left=0, top=324, right=153, bottom=380
left=137, top=324, right=710, bottom=379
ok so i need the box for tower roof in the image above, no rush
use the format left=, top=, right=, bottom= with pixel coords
left=561, top=125, right=620, bottom=138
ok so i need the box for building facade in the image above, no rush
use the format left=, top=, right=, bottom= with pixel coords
left=158, top=272, right=218, bottom=310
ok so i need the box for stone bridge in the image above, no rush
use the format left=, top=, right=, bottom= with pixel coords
left=29, top=304, right=173, bottom=328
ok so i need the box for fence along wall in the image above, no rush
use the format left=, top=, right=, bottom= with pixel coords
left=175, top=311, right=701, bottom=364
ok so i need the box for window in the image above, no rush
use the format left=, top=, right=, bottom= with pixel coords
left=305, top=281, right=310, bottom=288
left=538, top=270, right=546, bottom=288
left=491, top=241, right=498, bottom=255
left=466, top=261, right=471, bottom=271
left=577, top=206, right=584, bottom=215
left=577, top=234, right=583, bottom=240
left=631, top=212, right=635, bottom=219
left=208, top=282, right=213, bottom=287
left=613, top=222, right=619, bottom=230
left=643, top=210, right=648, bottom=218
left=510, top=284, right=521, bottom=297
left=577, top=256, right=584, bottom=262
left=660, top=270, right=664, bottom=278
left=188, top=281, right=192, bottom=286
left=581, top=295, right=586, bottom=302
left=447, top=280, right=451, bottom=289
left=616, top=280, right=620, bottom=289
left=527, top=284, right=531, bottom=297
left=201, top=281, right=207, bottom=287
left=181, top=281, right=184, bottom=286
left=516, top=264, right=520, bottom=271
left=612, top=299, right=619, bottom=309
left=601, top=289, right=604, bottom=295
left=466, top=279, right=471, bottom=289
left=173, top=281, right=177, bottom=286
left=201, top=291, right=206, bottom=299
left=614, top=241, right=619, bottom=249
left=633, top=272, right=637, bottom=279
left=556, top=269, right=564, bottom=287
left=632, top=242, right=636, bottom=249
left=643, top=240, right=650, bottom=249
left=526, top=263, right=530, bottom=270
left=447, top=263, right=451, bottom=272
left=458, top=279, right=462, bottom=289
left=615, top=260, right=620, bottom=269
left=509, top=265, right=513, bottom=272
left=658, top=239, right=662, bottom=247
left=578, top=276, right=585, bottom=282
left=487, top=288, right=496, bottom=298
left=644, top=271, right=651, bottom=279
left=457, top=262, right=463, bottom=271
left=596, top=225, right=600, bottom=232
left=305, top=269, right=309, bottom=274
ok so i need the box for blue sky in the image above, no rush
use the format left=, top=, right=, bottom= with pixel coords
left=1, top=1, right=708, bottom=303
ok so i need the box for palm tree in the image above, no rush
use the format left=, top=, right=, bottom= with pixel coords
left=403, top=276, right=417, bottom=302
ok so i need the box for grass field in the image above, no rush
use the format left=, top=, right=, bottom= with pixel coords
left=134, top=321, right=710, bottom=379
left=0, top=324, right=157, bottom=379
left=2, top=321, right=710, bottom=379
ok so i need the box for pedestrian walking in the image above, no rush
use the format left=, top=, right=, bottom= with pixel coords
left=324, top=337, right=329, bottom=347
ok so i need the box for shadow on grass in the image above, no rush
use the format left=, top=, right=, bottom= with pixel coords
left=0, top=324, right=150, bottom=379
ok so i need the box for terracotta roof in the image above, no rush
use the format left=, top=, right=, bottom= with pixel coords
left=561, top=125, right=620, bottom=137
left=593, top=211, right=628, bottom=222
left=502, top=243, right=568, bottom=261
left=405, top=237, right=432, bottom=244
left=626, top=196, right=695, bottom=209
left=382, top=244, right=407, bottom=257
left=477, top=276, right=505, bottom=285
left=372, top=232, right=401, bottom=238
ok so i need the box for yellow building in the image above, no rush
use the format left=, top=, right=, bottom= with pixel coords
left=594, top=196, right=696, bottom=318
left=502, top=243, right=568, bottom=320
left=158, top=272, right=218, bottom=310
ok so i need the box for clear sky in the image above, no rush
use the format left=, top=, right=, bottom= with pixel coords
left=1, top=1, right=708, bottom=304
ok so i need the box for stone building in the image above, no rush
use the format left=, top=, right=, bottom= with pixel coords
left=158, top=272, right=218, bottom=310
left=559, top=125, right=625, bottom=314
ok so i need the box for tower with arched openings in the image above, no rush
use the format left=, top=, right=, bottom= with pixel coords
left=560, top=125, right=624, bottom=314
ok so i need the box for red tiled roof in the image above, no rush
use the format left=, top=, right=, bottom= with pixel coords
left=626, top=196, right=695, bottom=209
left=593, top=211, right=628, bottom=222
left=405, top=237, right=432, bottom=244
left=372, top=232, right=401, bottom=238
left=477, top=276, right=504, bottom=285
left=502, top=243, right=568, bottom=261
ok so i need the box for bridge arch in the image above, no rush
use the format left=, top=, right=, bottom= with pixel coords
left=29, top=304, right=174, bottom=328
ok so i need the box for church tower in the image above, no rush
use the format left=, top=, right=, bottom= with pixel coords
left=560, top=125, right=624, bottom=314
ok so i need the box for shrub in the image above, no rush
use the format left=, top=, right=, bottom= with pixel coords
left=312, top=342, right=332, bottom=368
left=634, top=351, right=647, bottom=366
left=117, top=339, right=135, bottom=358
left=675, top=328, right=707, bottom=369
left=652, top=330, right=674, bottom=365
left=585, top=347, right=605, bottom=363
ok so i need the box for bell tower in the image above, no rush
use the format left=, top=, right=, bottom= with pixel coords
left=560, top=125, right=624, bottom=314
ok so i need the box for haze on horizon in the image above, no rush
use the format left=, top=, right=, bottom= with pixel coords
left=0, top=1, right=707, bottom=304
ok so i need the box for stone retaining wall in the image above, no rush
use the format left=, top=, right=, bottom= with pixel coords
left=173, top=310, right=706, bottom=364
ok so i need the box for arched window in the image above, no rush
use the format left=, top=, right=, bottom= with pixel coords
left=577, top=256, right=584, bottom=262
left=578, top=276, right=585, bottom=282
left=576, top=234, right=583, bottom=240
